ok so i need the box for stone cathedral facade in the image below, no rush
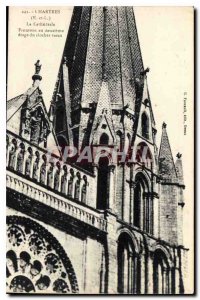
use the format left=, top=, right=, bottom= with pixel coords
left=6, top=6, right=188, bottom=294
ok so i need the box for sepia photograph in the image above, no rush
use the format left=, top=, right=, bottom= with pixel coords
left=6, top=6, right=194, bottom=294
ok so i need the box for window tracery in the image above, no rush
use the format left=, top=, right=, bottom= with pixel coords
left=6, top=216, right=79, bottom=294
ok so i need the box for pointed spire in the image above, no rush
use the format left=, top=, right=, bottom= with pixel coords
left=55, top=7, right=144, bottom=109
left=159, top=122, right=177, bottom=180
left=51, top=6, right=145, bottom=149
left=175, top=153, right=184, bottom=186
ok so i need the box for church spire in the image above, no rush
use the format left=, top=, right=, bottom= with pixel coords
left=51, top=6, right=144, bottom=150
left=159, top=122, right=177, bottom=181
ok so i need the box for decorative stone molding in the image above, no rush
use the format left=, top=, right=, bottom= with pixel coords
left=6, top=171, right=107, bottom=233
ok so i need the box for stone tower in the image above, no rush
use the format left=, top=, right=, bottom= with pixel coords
left=6, top=6, right=188, bottom=294
left=49, top=7, right=145, bottom=150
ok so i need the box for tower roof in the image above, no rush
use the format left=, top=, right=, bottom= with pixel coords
left=7, top=60, right=43, bottom=122
left=158, top=122, right=177, bottom=181
left=52, top=6, right=144, bottom=111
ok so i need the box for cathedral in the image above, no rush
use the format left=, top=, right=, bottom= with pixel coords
left=6, top=6, right=188, bottom=294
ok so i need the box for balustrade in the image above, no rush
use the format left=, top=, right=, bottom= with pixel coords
left=6, top=131, right=92, bottom=205
left=6, top=172, right=107, bottom=232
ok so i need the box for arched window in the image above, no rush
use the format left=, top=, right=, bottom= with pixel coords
left=133, top=173, right=151, bottom=233
left=25, top=147, right=33, bottom=177
left=74, top=173, right=81, bottom=201
left=61, top=166, right=68, bottom=194
left=67, top=169, right=74, bottom=197
left=141, top=112, right=149, bottom=139
left=16, top=143, right=25, bottom=173
left=99, top=133, right=109, bottom=145
left=127, top=133, right=131, bottom=149
left=116, top=131, right=123, bottom=151
left=97, top=157, right=109, bottom=209
left=68, top=177, right=73, bottom=197
left=118, top=233, right=140, bottom=294
left=54, top=163, right=61, bottom=191
left=7, top=215, right=79, bottom=293
left=32, top=152, right=40, bottom=181
left=56, top=107, right=64, bottom=133
left=134, top=183, right=141, bottom=228
left=135, top=142, right=153, bottom=169
left=8, top=140, right=17, bottom=170
left=81, top=176, right=87, bottom=204
left=40, top=155, right=47, bottom=185
left=153, top=250, right=170, bottom=294
left=47, top=163, right=54, bottom=187
left=81, top=184, right=86, bottom=204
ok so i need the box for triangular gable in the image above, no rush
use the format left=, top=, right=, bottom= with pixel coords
left=7, top=84, right=40, bottom=122
left=135, top=77, right=155, bottom=143
left=90, top=80, right=116, bottom=145
left=7, top=86, right=61, bottom=157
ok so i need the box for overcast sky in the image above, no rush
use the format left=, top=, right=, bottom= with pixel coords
left=7, top=7, right=194, bottom=286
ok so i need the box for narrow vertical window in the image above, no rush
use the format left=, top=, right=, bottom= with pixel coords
left=141, top=113, right=149, bottom=139
left=97, top=157, right=109, bottom=209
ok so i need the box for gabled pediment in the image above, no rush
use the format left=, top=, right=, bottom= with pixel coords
left=7, top=62, right=61, bottom=157
left=90, top=81, right=116, bottom=145
left=135, top=77, right=156, bottom=144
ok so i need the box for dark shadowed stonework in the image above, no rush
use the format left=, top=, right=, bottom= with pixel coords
left=6, top=6, right=188, bottom=294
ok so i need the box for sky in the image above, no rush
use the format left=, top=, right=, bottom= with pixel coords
left=7, top=6, right=194, bottom=291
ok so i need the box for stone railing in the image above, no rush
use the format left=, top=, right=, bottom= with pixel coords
left=6, top=130, right=94, bottom=205
left=6, top=171, right=107, bottom=232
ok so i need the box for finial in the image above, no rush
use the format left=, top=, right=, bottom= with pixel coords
left=176, top=152, right=182, bottom=159
left=162, top=122, right=167, bottom=129
left=35, top=60, right=41, bottom=74
left=32, top=60, right=42, bottom=82
left=140, top=67, right=150, bottom=76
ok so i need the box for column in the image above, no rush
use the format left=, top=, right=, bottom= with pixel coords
left=174, top=249, right=180, bottom=294
left=108, top=165, right=115, bottom=211
left=168, top=268, right=172, bottom=294
left=30, top=151, right=39, bottom=179
left=79, top=178, right=84, bottom=201
left=129, top=181, right=135, bottom=224
left=140, top=253, right=146, bottom=294
left=162, top=267, right=168, bottom=294
left=175, top=267, right=180, bottom=294
left=133, top=255, right=138, bottom=294
left=92, top=163, right=98, bottom=208
left=153, top=193, right=159, bottom=237
left=127, top=252, right=131, bottom=294
left=21, top=147, right=27, bottom=174
left=14, top=144, right=20, bottom=171
left=158, top=264, right=162, bottom=294
left=140, top=191, right=144, bottom=230
left=123, top=249, right=128, bottom=293
left=105, top=212, right=118, bottom=294
left=143, top=193, right=148, bottom=232
left=128, top=253, right=134, bottom=293
left=53, top=166, right=62, bottom=192
left=147, top=252, right=154, bottom=294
